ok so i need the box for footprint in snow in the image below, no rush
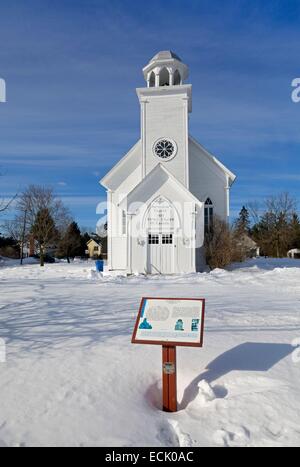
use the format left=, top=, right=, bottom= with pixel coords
left=185, top=380, right=228, bottom=413
left=213, top=426, right=251, bottom=447
left=158, top=420, right=194, bottom=447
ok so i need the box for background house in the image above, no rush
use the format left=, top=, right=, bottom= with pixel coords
left=237, top=234, right=260, bottom=258
left=287, top=249, right=300, bottom=259
left=86, top=238, right=102, bottom=259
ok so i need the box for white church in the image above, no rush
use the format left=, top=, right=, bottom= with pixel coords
left=100, top=51, right=236, bottom=275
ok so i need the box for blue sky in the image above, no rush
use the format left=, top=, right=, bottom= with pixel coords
left=0, top=0, right=300, bottom=229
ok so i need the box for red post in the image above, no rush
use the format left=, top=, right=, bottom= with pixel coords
left=162, top=345, right=177, bottom=412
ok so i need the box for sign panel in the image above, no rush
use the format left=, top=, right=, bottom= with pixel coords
left=132, top=298, right=205, bottom=347
left=147, top=197, right=175, bottom=233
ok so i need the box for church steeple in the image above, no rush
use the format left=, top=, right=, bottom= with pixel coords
left=142, top=50, right=189, bottom=88
left=137, top=51, right=191, bottom=187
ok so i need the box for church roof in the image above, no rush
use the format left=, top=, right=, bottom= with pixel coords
left=119, top=163, right=203, bottom=211
left=100, top=135, right=236, bottom=192
left=189, top=136, right=236, bottom=185
left=149, top=50, right=182, bottom=63
left=100, top=140, right=141, bottom=190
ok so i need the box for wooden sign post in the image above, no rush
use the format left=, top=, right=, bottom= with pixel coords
left=132, top=297, right=205, bottom=413
left=162, top=345, right=177, bottom=412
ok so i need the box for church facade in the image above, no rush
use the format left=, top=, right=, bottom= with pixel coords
left=100, top=51, right=236, bottom=275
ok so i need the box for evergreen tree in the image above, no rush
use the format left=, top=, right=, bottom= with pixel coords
left=289, top=213, right=300, bottom=249
left=80, top=232, right=91, bottom=256
left=235, top=206, right=251, bottom=235
left=57, top=222, right=82, bottom=263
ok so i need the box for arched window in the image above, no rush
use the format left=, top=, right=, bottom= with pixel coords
left=159, top=67, right=170, bottom=86
left=149, top=71, right=155, bottom=87
left=173, top=70, right=181, bottom=85
left=204, top=198, right=214, bottom=234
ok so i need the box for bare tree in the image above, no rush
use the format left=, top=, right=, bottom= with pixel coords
left=17, top=185, right=70, bottom=229
left=32, top=208, right=58, bottom=266
left=265, top=192, right=296, bottom=221
left=247, top=201, right=261, bottom=225
left=205, top=216, right=247, bottom=270
left=265, top=193, right=296, bottom=257
left=251, top=192, right=297, bottom=257
left=9, top=185, right=71, bottom=266
left=0, top=173, right=17, bottom=214
left=0, top=198, right=13, bottom=214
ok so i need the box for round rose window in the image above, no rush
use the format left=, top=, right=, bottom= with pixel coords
left=153, top=139, right=177, bottom=160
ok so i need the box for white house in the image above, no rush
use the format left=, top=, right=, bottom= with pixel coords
left=100, top=51, right=236, bottom=275
left=287, top=249, right=300, bottom=259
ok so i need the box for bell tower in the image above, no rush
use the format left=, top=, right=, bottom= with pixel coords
left=136, top=51, right=192, bottom=188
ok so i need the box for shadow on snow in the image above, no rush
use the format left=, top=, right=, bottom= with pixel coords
left=179, top=342, right=294, bottom=409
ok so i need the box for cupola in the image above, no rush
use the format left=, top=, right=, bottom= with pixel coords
left=142, top=51, right=189, bottom=88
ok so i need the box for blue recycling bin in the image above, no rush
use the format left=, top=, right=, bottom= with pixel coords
left=95, top=260, right=104, bottom=272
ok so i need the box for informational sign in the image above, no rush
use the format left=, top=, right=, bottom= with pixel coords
left=147, top=197, right=175, bottom=233
left=132, top=297, right=205, bottom=347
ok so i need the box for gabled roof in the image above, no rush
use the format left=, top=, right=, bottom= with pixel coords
left=100, top=135, right=236, bottom=193
left=100, top=140, right=141, bottom=191
left=119, top=163, right=203, bottom=212
left=237, top=234, right=258, bottom=249
left=87, top=238, right=101, bottom=247
left=189, top=135, right=236, bottom=185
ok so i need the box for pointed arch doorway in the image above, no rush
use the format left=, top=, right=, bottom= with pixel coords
left=144, top=197, right=178, bottom=274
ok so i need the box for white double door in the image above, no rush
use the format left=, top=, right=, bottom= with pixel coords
left=147, top=233, right=174, bottom=274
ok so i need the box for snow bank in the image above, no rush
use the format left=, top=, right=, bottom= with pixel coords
left=0, top=256, right=39, bottom=267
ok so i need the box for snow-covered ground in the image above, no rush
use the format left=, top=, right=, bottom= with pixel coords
left=0, top=257, right=300, bottom=447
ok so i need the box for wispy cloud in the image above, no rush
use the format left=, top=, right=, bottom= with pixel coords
left=0, top=0, right=300, bottom=226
